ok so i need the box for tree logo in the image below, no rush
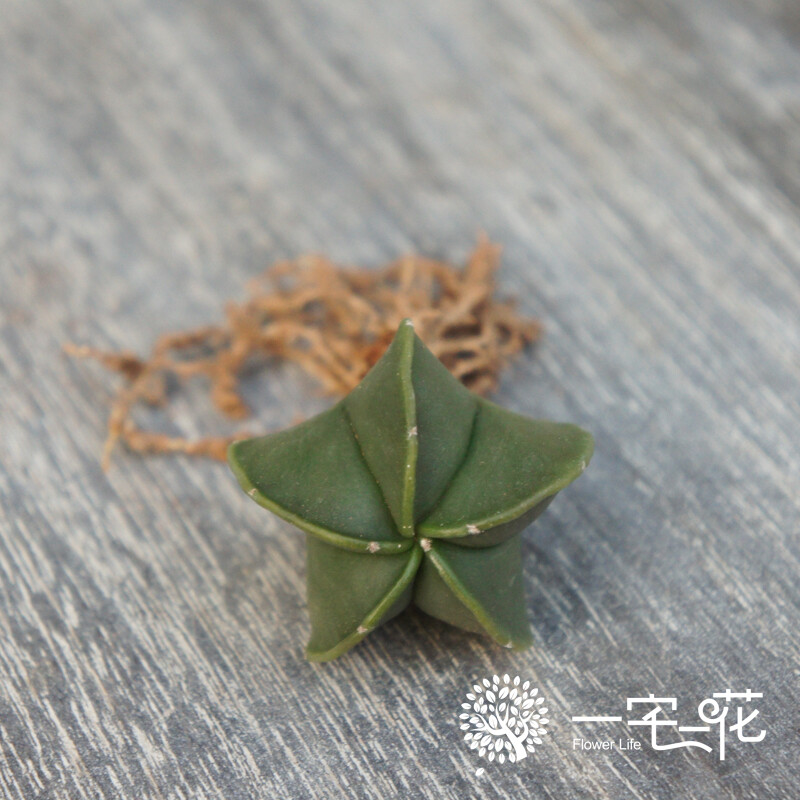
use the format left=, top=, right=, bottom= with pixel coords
left=459, top=675, right=549, bottom=766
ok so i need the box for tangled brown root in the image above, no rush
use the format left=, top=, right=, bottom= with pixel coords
left=65, top=235, right=541, bottom=469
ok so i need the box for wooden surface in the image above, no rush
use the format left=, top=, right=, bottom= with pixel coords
left=1, top=0, right=799, bottom=797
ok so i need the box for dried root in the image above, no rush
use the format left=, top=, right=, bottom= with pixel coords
left=65, top=235, right=541, bottom=468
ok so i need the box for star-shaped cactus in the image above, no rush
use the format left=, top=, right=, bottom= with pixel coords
left=228, top=319, right=593, bottom=661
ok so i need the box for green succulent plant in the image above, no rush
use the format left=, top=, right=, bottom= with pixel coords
left=228, top=319, right=593, bottom=661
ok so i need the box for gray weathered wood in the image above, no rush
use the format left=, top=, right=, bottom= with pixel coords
left=1, top=0, right=799, bottom=797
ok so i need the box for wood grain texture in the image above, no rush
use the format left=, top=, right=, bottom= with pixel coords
left=1, top=0, right=799, bottom=797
